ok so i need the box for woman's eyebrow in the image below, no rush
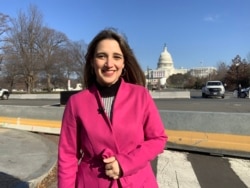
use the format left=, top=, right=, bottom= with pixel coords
left=113, top=52, right=123, bottom=57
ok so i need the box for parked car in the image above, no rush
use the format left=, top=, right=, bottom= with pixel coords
left=0, top=88, right=10, bottom=100
left=202, top=81, right=225, bottom=98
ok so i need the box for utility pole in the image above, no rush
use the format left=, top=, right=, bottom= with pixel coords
left=235, top=61, right=240, bottom=98
left=147, top=66, right=150, bottom=90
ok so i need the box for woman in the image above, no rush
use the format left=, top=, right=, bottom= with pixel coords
left=58, top=28, right=167, bottom=188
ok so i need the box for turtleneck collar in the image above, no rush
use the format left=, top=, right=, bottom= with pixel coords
left=96, top=79, right=121, bottom=97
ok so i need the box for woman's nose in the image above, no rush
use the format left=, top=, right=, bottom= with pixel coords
left=105, top=57, right=114, bottom=67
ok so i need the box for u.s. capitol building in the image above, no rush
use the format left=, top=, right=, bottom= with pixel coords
left=146, top=45, right=216, bottom=89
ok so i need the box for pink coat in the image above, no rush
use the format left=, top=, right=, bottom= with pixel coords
left=58, top=80, right=167, bottom=188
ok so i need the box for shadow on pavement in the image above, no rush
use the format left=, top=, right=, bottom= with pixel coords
left=0, top=172, right=29, bottom=188
left=187, top=153, right=247, bottom=188
left=151, top=156, right=158, bottom=177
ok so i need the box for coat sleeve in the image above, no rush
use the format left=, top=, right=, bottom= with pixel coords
left=116, top=90, right=168, bottom=177
left=58, top=98, right=79, bottom=188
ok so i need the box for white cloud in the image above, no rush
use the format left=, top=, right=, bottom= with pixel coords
left=203, top=14, right=220, bottom=22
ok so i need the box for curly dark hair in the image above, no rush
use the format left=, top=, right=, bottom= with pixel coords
left=84, top=28, right=146, bottom=88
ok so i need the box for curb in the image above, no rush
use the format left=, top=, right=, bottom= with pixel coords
left=0, top=128, right=57, bottom=188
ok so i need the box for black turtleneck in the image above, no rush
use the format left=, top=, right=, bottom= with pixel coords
left=96, top=79, right=121, bottom=97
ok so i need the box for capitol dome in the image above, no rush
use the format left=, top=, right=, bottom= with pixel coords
left=157, top=45, right=174, bottom=69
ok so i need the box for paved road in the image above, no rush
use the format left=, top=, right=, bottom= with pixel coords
left=154, top=98, right=250, bottom=112
left=1, top=91, right=250, bottom=188
left=0, top=98, right=61, bottom=106
left=1, top=91, right=250, bottom=113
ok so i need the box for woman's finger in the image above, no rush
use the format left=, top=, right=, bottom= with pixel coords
left=103, top=156, right=116, bottom=163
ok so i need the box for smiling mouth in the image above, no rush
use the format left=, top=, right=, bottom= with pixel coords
left=102, top=70, right=115, bottom=75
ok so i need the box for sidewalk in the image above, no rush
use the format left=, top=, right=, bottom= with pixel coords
left=0, top=128, right=57, bottom=188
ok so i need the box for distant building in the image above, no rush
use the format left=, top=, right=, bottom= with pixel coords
left=145, top=44, right=218, bottom=89
left=146, top=44, right=188, bottom=88
left=189, top=67, right=217, bottom=78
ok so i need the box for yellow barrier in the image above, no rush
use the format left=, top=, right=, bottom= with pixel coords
left=0, top=116, right=61, bottom=127
left=1, top=117, right=249, bottom=156
left=166, top=130, right=250, bottom=153
left=0, top=116, right=61, bottom=134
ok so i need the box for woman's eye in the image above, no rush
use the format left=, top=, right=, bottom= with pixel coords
left=96, top=54, right=106, bottom=59
left=114, top=56, right=122, bottom=60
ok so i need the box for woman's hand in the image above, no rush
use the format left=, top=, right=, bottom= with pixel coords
left=103, top=156, right=122, bottom=179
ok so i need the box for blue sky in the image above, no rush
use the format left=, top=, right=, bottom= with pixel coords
left=1, top=0, right=249, bottom=71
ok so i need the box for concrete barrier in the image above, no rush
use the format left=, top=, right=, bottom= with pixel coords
left=9, top=90, right=190, bottom=100
left=0, top=106, right=64, bottom=120
left=1, top=105, right=249, bottom=158
left=160, top=110, right=250, bottom=158
left=160, top=110, right=250, bottom=135
left=9, top=93, right=60, bottom=99
left=150, top=91, right=190, bottom=99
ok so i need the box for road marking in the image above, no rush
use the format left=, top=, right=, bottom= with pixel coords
left=157, top=150, right=200, bottom=188
left=157, top=150, right=250, bottom=188
left=228, top=158, right=250, bottom=187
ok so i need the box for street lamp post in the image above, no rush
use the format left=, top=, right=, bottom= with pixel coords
left=147, top=66, right=152, bottom=90
left=147, top=66, right=150, bottom=90
left=236, top=62, right=240, bottom=98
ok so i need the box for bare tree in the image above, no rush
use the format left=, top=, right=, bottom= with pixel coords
left=3, top=5, right=43, bottom=93
left=167, top=73, right=186, bottom=88
left=57, top=45, right=78, bottom=89
left=67, top=40, right=87, bottom=86
left=1, top=56, right=21, bottom=91
left=50, top=40, right=87, bottom=90
left=247, top=52, right=250, bottom=63
left=36, top=27, right=69, bottom=91
left=0, top=13, right=10, bottom=76
left=0, top=13, right=10, bottom=43
left=214, top=61, right=228, bottom=83
left=224, top=55, right=250, bottom=90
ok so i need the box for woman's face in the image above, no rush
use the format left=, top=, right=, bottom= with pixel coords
left=93, top=39, right=125, bottom=86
